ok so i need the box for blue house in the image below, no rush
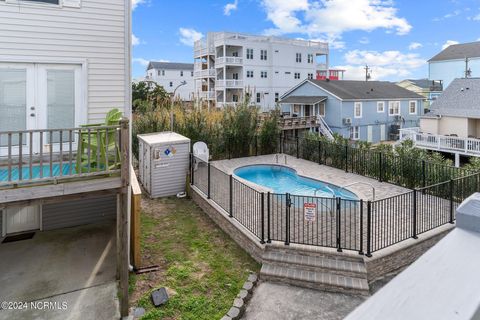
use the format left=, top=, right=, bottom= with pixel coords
left=279, top=79, right=424, bottom=143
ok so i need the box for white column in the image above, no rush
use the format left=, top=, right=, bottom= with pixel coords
left=455, top=153, right=460, bottom=168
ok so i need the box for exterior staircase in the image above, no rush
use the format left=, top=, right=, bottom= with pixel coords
left=317, top=116, right=334, bottom=141
left=260, top=246, right=369, bottom=296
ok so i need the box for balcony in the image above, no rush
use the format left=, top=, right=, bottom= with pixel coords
left=194, top=42, right=215, bottom=58
left=198, top=91, right=216, bottom=100
left=216, top=79, right=244, bottom=89
left=194, top=69, right=216, bottom=78
left=0, top=123, right=129, bottom=203
left=216, top=56, right=243, bottom=66
left=277, top=115, right=321, bottom=130
left=399, top=128, right=480, bottom=156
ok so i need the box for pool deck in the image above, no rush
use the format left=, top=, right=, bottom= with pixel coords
left=212, top=154, right=410, bottom=201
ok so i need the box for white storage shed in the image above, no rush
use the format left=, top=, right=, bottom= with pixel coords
left=138, top=132, right=191, bottom=198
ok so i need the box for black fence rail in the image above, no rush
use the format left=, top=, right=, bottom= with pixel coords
left=191, top=155, right=480, bottom=257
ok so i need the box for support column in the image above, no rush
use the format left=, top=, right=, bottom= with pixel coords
left=455, top=153, right=460, bottom=168
left=117, top=118, right=130, bottom=318
left=223, top=44, right=226, bottom=107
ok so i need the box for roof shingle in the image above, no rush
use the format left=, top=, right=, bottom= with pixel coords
left=147, top=61, right=194, bottom=71
left=428, top=41, right=480, bottom=62
left=428, top=78, right=480, bottom=118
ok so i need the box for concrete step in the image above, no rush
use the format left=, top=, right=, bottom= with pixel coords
left=260, top=263, right=370, bottom=296
left=263, top=250, right=367, bottom=278
left=267, top=245, right=365, bottom=263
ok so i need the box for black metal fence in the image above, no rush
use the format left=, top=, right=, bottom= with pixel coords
left=191, top=154, right=480, bottom=256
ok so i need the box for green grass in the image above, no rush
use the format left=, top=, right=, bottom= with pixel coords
left=130, top=197, right=260, bottom=320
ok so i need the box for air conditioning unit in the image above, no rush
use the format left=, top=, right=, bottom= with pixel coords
left=343, top=117, right=352, bottom=125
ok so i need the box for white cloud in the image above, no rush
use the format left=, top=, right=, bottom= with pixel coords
left=442, top=40, right=459, bottom=50
left=261, top=0, right=411, bottom=46
left=224, top=0, right=239, bottom=16
left=408, top=42, right=422, bottom=50
left=132, top=0, right=144, bottom=10
left=132, top=34, right=140, bottom=46
left=179, top=28, right=204, bottom=46
left=337, top=49, right=425, bottom=80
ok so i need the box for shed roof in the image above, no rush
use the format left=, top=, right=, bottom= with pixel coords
left=137, top=132, right=191, bottom=145
left=279, top=96, right=327, bottom=104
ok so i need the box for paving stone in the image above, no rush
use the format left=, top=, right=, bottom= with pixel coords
left=227, top=307, right=241, bottom=319
left=237, top=289, right=249, bottom=300
left=221, top=316, right=232, bottom=320
left=248, top=274, right=258, bottom=283
left=133, top=307, right=145, bottom=318
left=233, top=298, right=245, bottom=310
left=243, top=281, right=254, bottom=292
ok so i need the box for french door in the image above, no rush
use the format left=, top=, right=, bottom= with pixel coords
left=0, top=63, right=82, bottom=156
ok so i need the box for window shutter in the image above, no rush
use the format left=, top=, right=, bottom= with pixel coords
left=63, top=0, right=81, bottom=8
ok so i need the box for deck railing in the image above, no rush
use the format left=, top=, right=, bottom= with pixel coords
left=400, top=128, right=480, bottom=155
left=0, top=124, right=124, bottom=187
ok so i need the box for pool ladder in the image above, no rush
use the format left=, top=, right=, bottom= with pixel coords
left=274, top=154, right=287, bottom=165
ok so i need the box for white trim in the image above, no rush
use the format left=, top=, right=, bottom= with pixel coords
left=388, top=101, right=401, bottom=116
left=354, top=102, right=362, bottom=118
left=377, top=101, right=385, bottom=113
left=350, top=126, right=360, bottom=140
left=409, top=100, right=417, bottom=115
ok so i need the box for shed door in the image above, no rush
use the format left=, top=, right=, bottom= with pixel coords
left=367, top=126, right=373, bottom=142
left=380, top=125, right=386, bottom=141
left=3, top=205, right=40, bottom=235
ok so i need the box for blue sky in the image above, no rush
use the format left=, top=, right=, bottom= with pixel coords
left=132, top=0, right=480, bottom=80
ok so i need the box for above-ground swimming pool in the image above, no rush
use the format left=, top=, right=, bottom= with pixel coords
left=234, top=164, right=358, bottom=200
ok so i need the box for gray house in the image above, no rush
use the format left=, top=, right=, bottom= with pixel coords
left=280, top=79, right=424, bottom=143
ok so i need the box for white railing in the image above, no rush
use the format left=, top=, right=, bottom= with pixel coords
left=317, top=116, right=334, bottom=140
left=216, top=56, right=243, bottom=65
left=216, top=79, right=244, bottom=88
left=194, top=69, right=216, bottom=78
left=198, top=91, right=216, bottom=100
left=194, top=44, right=215, bottom=57
left=217, top=102, right=238, bottom=108
left=316, top=63, right=328, bottom=70
left=399, top=128, right=480, bottom=155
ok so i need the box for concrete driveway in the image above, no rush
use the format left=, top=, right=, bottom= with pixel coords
left=0, top=222, right=119, bottom=320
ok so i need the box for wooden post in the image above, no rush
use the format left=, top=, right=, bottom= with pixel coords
left=130, top=167, right=142, bottom=269
left=118, top=118, right=130, bottom=317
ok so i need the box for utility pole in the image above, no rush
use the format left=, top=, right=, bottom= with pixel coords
left=364, top=65, right=371, bottom=81
left=465, top=57, right=472, bottom=78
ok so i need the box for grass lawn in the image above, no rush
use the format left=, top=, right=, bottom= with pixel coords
left=129, top=196, right=260, bottom=320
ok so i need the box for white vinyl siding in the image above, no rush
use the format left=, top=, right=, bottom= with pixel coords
left=0, top=0, right=128, bottom=123
left=354, top=102, right=362, bottom=118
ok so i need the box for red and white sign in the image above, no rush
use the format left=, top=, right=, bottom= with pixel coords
left=304, top=203, right=316, bottom=222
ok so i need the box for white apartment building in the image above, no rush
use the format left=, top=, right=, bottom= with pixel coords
left=194, top=32, right=329, bottom=110
left=146, top=62, right=195, bottom=101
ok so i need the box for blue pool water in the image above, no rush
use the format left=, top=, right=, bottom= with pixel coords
left=0, top=163, right=76, bottom=182
left=234, top=165, right=357, bottom=200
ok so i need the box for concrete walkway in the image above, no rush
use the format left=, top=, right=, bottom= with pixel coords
left=242, top=282, right=366, bottom=320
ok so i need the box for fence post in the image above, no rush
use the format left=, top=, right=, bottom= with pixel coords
left=318, top=140, right=322, bottom=165
left=255, top=135, right=258, bottom=157
left=359, top=199, right=364, bottom=255
left=344, top=144, right=348, bottom=173
left=449, top=179, right=454, bottom=224
left=366, top=201, right=372, bottom=257
left=285, top=193, right=290, bottom=245
left=190, top=154, right=194, bottom=185
left=336, top=197, right=342, bottom=252
left=260, top=192, right=265, bottom=244
left=296, top=136, right=299, bottom=158
left=282, top=133, right=285, bottom=154
left=267, top=192, right=271, bottom=243
left=207, top=162, right=211, bottom=199
left=378, top=152, right=383, bottom=183
left=422, top=160, right=426, bottom=189
left=229, top=175, right=233, bottom=217
left=413, top=190, right=418, bottom=239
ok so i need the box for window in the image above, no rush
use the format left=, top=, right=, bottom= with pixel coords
left=354, top=102, right=362, bottom=118
left=389, top=101, right=400, bottom=115
left=260, top=50, right=267, bottom=60
left=261, top=71, right=267, bottom=78
left=350, top=126, right=360, bottom=140
left=246, top=48, right=253, bottom=59
left=232, top=73, right=239, bottom=80
left=294, top=73, right=300, bottom=79
left=191, top=71, right=194, bottom=77
left=293, top=104, right=301, bottom=114
left=169, top=82, right=173, bottom=87
left=275, top=93, right=279, bottom=102
left=246, top=70, right=254, bottom=78
left=157, top=70, right=161, bottom=76
left=307, top=54, right=314, bottom=63
left=232, top=95, right=239, bottom=102
left=256, top=93, right=261, bottom=103
left=232, top=52, right=238, bottom=57
left=161, top=70, right=165, bottom=76
left=318, top=103, right=326, bottom=117
left=308, top=73, right=314, bottom=80
left=409, top=101, right=417, bottom=114
left=377, top=101, right=385, bottom=113
left=296, top=53, right=302, bottom=63
left=180, top=71, right=183, bottom=77
left=285, top=72, right=291, bottom=75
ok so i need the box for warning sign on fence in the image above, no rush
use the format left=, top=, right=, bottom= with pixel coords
left=304, top=203, right=316, bottom=222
